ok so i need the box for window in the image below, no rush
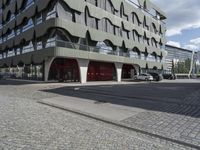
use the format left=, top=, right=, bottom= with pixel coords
left=0, top=38, right=2, bottom=44
left=7, top=49, right=15, bottom=57
left=7, top=30, right=15, bottom=40
left=9, top=14, right=15, bottom=22
left=129, top=50, right=139, bottom=59
left=46, top=6, right=57, bottom=20
left=3, top=36, right=7, bottom=42
left=0, top=23, right=3, bottom=30
left=96, top=41, right=113, bottom=54
left=16, top=28, right=21, bottom=35
left=36, top=13, right=43, bottom=25
left=16, top=48, right=21, bottom=55
left=147, top=53, right=158, bottom=62
left=37, top=41, right=43, bottom=50
left=21, top=0, right=34, bottom=11
left=22, top=19, right=34, bottom=32
left=46, top=37, right=56, bottom=48
left=141, top=53, right=146, bottom=60
left=22, top=42, right=34, bottom=54
left=3, top=52, right=7, bottom=58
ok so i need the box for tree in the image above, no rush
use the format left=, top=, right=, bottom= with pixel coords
left=174, top=59, right=191, bottom=74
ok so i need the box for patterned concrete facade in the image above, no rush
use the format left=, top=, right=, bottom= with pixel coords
left=0, top=0, right=167, bottom=82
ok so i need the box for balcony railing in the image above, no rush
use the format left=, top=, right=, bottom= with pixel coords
left=0, top=39, right=164, bottom=63
left=46, top=40, right=162, bottom=62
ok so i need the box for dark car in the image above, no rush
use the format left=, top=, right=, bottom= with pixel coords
left=162, top=74, right=176, bottom=80
left=148, top=72, right=163, bottom=81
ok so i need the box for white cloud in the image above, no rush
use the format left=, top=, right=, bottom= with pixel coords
left=166, top=41, right=181, bottom=47
left=190, top=38, right=200, bottom=45
left=183, top=44, right=198, bottom=50
left=182, top=37, right=200, bottom=50
left=166, top=29, right=182, bottom=37
left=152, top=0, right=200, bottom=37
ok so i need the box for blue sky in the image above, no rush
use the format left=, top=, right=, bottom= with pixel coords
left=151, top=0, right=200, bottom=51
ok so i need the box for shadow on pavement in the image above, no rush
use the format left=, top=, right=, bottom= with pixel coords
left=41, top=82, right=200, bottom=118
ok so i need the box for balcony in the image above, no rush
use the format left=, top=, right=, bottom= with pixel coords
left=46, top=40, right=160, bottom=63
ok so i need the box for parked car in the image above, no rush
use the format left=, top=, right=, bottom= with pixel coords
left=148, top=72, right=163, bottom=81
left=135, top=73, right=154, bottom=81
left=163, top=73, right=176, bottom=80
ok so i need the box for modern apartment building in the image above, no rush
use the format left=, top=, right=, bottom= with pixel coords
left=0, top=0, right=167, bottom=83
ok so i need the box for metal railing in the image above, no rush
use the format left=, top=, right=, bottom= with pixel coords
left=46, top=39, right=161, bottom=62
left=0, top=39, right=163, bottom=63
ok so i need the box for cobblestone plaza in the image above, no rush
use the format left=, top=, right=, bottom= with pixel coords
left=0, top=79, right=200, bottom=149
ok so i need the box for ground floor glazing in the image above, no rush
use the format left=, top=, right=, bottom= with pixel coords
left=0, top=57, right=162, bottom=83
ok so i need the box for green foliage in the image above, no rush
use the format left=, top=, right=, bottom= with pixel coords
left=173, top=58, right=191, bottom=74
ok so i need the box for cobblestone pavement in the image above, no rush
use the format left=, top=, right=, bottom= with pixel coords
left=0, top=94, right=165, bottom=149
left=38, top=81, right=200, bottom=149
left=0, top=80, right=171, bottom=150
left=122, top=89, right=200, bottom=147
left=0, top=80, right=200, bottom=149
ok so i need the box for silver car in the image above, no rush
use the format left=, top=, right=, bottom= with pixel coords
left=135, top=73, right=154, bottom=81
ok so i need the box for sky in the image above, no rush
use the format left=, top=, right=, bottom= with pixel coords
left=151, top=0, right=200, bottom=51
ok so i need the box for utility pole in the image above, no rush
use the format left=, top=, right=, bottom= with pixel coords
left=188, top=50, right=194, bottom=78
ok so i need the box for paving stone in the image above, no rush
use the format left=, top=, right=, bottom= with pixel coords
left=0, top=80, right=200, bottom=149
left=0, top=90, right=166, bottom=150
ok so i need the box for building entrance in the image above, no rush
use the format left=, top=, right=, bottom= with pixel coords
left=122, top=64, right=136, bottom=79
left=48, top=58, right=80, bottom=82
left=87, top=61, right=116, bottom=81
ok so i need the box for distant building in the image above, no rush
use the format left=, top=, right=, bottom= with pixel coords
left=165, top=45, right=198, bottom=74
